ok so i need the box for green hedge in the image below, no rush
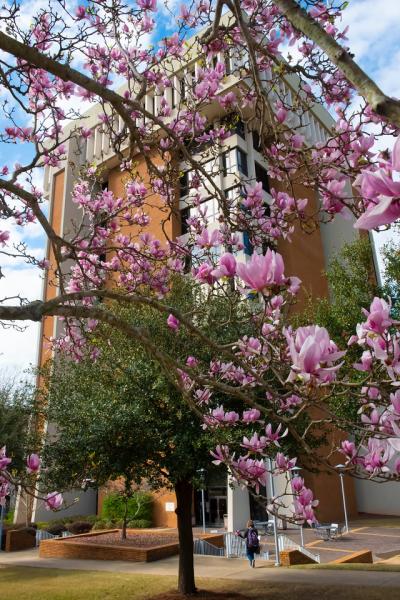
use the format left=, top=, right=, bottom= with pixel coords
left=101, top=492, right=153, bottom=523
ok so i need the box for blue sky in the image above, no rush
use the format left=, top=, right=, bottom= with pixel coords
left=0, top=0, right=399, bottom=376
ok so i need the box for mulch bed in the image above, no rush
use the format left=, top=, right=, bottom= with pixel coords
left=67, top=531, right=179, bottom=548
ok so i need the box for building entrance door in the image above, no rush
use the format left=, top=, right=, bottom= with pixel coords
left=209, top=492, right=227, bottom=526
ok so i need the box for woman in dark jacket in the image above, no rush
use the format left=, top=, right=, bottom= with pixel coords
left=235, top=519, right=260, bottom=567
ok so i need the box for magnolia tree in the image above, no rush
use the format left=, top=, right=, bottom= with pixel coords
left=0, top=0, right=400, bottom=593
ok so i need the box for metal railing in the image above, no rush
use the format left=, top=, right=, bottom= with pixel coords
left=223, top=532, right=270, bottom=560
left=193, top=539, right=224, bottom=557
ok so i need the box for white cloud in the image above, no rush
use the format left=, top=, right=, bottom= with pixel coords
left=0, top=266, right=43, bottom=374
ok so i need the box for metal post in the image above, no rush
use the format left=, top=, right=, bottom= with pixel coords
left=339, top=472, right=349, bottom=533
left=201, top=487, right=206, bottom=534
left=268, top=458, right=280, bottom=566
left=299, top=524, right=304, bottom=548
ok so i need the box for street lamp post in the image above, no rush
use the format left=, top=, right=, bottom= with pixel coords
left=336, top=464, right=349, bottom=533
left=290, top=466, right=304, bottom=548
left=197, top=469, right=207, bottom=534
left=267, top=458, right=280, bottom=567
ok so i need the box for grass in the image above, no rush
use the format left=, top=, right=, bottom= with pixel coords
left=0, top=567, right=398, bottom=600
left=291, top=563, right=400, bottom=572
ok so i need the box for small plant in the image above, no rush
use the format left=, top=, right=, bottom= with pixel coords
left=127, top=519, right=151, bottom=529
left=101, top=491, right=153, bottom=523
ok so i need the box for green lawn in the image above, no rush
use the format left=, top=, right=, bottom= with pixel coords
left=0, top=566, right=398, bottom=600
left=291, top=563, right=400, bottom=572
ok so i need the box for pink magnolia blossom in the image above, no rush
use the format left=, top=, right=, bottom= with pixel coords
left=242, top=408, right=261, bottom=423
left=211, top=253, right=236, bottom=279
left=167, top=314, right=180, bottom=331
left=236, top=249, right=286, bottom=293
left=0, top=446, right=11, bottom=470
left=241, top=432, right=268, bottom=453
left=45, top=492, right=63, bottom=511
left=355, top=136, right=400, bottom=229
left=286, top=325, right=345, bottom=383
left=26, top=453, right=40, bottom=474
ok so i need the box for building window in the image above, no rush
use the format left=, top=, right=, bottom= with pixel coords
left=180, top=171, right=189, bottom=197
left=252, top=130, right=261, bottom=152
left=222, top=114, right=245, bottom=140
left=180, top=206, right=190, bottom=234
left=255, top=162, right=270, bottom=193
left=222, top=148, right=248, bottom=177
left=171, top=85, right=176, bottom=109
left=237, top=148, right=248, bottom=176
left=243, top=231, right=254, bottom=256
left=180, top=78, right=186, bottom=101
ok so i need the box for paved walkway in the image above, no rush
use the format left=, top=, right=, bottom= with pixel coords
left=1, top=549, right=400, bottom=588
left=256, top=524, right=400, bottom=563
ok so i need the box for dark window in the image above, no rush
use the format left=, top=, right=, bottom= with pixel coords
left=180, top=78, right=186, bottom=101
left=242, top=231, right=254, bottom=256
left=221, top=152, right=228, bottom=177
left=252, top=130, right=261, bottom=152
left=180, top=172, right=189, bottom=197
left=171, top=85, right=176, bottom=108
left=237, top=148, right=248, bottom=176
left=255, top=162, right=270, bottom=193
left=101, top=179, right=108, bottom=191
left=234, top=118, right=245, bottom=139
left=212, top=56, right=218, bottom=69
left=180, top=207, right=190, bottom=235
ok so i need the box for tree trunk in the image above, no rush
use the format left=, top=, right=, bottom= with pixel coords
left=121, top=496, right=128, bottom=540
left=175, top=479, right=196, bottom=595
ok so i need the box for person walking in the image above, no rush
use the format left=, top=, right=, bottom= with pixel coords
left=235, top=519, right=260, bottom=567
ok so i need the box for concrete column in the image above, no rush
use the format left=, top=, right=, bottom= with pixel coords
left=227, top=474, right=250, bottom=532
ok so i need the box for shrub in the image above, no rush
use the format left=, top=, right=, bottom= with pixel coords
left=66, top=521, right=93, bottom=535
left=101, top=491, right=153, bottom=524
left=127, top=519, right=152, bottom=529
left=45, top=523, right=66, bottom=536
left=4, top=510, right=14, bottom=525
left=92, top=519, right=115, bottom=530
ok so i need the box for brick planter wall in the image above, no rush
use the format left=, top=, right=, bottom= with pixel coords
left=39, top=529, right=224, bottom=562
left=331, top=550, right=373, bottom=564
left=280, top=549, right=318, bottom=566
left=5, top=529, right=36, bottom=552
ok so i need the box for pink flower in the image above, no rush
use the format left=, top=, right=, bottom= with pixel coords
left=211, top=253, right=236, bottom=279
left=186, top=356, right=198, bottom=367
left=286, top=325, right=345, bottom=383
left=355, top=136, right=400, bottom=229
left=194, top=262, right=216, bottom=285
left=242, top=408, right=261, bottom=423
left=0, top=231, right=10, bottom=246
left=341, top=440, right=357, bottom=461
left=45, top=492, right=63, bottom=511
left=195, top=228, right=222, bottom=248
left=241, top=433, right=268, bottom=453
left=274, top=452, right=297, bottom=472
left=26, top=454, right=40, bottom=474
left=0, top=446, right=11, bottom=470
left=167, top=314, right=180, bottom=331
left=362, top=297, right=393, bottom=334
left=291, top=476, right=305, bottom=493
left=137, top=0, right=157, bottom=10
left=236, top=249, right=285, bottom=293
left=265, top=423, right=288, bottom=446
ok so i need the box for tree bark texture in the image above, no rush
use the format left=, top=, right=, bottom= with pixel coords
left=175, top=479, right=196, bottom=596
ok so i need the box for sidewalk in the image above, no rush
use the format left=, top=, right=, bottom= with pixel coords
left=1, top=549, right=400, bottom=588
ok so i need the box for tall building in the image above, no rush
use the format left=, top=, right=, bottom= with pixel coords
left=30, top=19, right=373, bottom=527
